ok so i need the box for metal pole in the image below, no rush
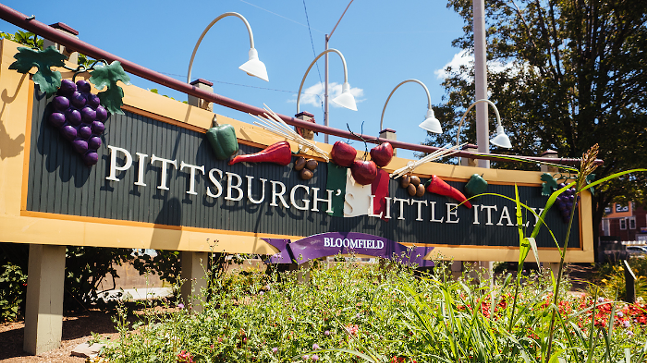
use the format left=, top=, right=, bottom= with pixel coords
left=324, top=34, right=329, bottom=144
left=324, top=0, right=354, bottom=145
left=473, top=0, right=489, bottom=168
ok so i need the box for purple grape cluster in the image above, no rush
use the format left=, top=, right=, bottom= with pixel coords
left=555, top=183, right=579, bottom=223
left=47, top=79, right=107, bottom=166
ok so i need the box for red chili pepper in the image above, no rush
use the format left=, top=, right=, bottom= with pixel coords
left=228, top=141, right=292, bottom=166
left=425, top=175, right=472, bottom=208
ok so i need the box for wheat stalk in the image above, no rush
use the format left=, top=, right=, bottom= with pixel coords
left=390, top=143, right=466, bottom=179
left=250, top=104, right=330, bottom=161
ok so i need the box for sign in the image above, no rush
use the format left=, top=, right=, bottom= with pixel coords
left=0, top=40, right=594, bottom=262
left=616, top=204, right=630, bottom=213
left=264, top=232, right=434, bottom=266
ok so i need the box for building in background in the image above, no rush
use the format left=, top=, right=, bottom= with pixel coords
left=601, top=202, right=647, bottom=242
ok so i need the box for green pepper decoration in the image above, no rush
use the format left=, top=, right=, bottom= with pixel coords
left=465, top=174, right=488, bottom=198
left=206, top=120, right=239, bottom=160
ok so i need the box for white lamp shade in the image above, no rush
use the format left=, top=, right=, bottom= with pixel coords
left=331, top=82, right=358, bottom=111
left=490, top=125, right=512, bottom=148
left=418, top=108, right=442, bottom=134
left=239, top=48, right=269, bottom=82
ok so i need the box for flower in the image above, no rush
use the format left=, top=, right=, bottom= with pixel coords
left=345, top=324, right=359, bottom=336
left=311, top=354, right=319, bottom=361
left=303, top=355, right=310, bottom=360
left=178, top=303, right=185, bottom=309
left=272, top=347, right=278, bottom=353
left=177, top=350, right=194, bottom=363
left=624, top=320, right=631, bottom=328
left=324, top=330, right=330, bottom=336
left=628, top=331, right=635, bottom=337
left=312, top=343, right=320, bottom=350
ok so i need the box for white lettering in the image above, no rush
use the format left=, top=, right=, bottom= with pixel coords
left=106, top=145, right=133, bottom=182
left=530, top=207, right=544, bottom=227
left=270, top=181, right=289, bottom=208
left=290, top=184, right=310, bottom=211
left=480, top=205, right=498, bottom=225
left=446, top=203, right=460, bottom=224
left=393, top=197, right=410, bottom=220
left=246, top=176, right=266, bottom=204
left=206, top=168, right=223, bottom=198
left=429, top=201, right=444, bottom=223
left=497, top=206, right=515, bottom=226
left=311, top=188, right=333, bottom=213
left=383, top=197, right=392, bottom=219
left=150, top=154, right=178, bottom=191
left=343, top=238, right=350, bottom=248
left=180, top=161, right=205, bottom=195
left=411, top=200, right=428, bottom=221
left=472, top=204, right=480, bottom=225
left=225, top=172, right=243, bottom=201
left=134, top=152, right=148, bottom=186
left=368, top=195, right=383, bottom=218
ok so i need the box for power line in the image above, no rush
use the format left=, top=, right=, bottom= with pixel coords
left=157, top=71, right=326, bottom=97
left=302, top=0, right=324, bottom=114
left=237, top=0, right=324, bottom=33
left=302, top=0, right=322, bottom=85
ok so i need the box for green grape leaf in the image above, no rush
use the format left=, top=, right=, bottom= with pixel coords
left=89, top=61, right=131, bottom=115
left=540, top=173, right=558, bottom=196
left=9, top=46, right=66, bottom=96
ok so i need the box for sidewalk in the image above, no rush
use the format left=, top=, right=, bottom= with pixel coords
left=100, top=287, right=173, bottom=301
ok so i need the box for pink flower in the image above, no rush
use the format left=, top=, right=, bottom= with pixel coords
left=178, top=303, right=185, bottom=309
left=272, top=347, right=278, bottom=353
left=345, top=324, right=359, bottom=336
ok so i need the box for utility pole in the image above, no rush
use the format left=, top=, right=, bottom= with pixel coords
left=324, top=0, right=354, bottom=144
left=473, top=0, right=489, bottom=168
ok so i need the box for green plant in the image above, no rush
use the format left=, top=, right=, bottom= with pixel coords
left=596, top=258, right=647, bottom=301
left=0, top=262, right=27, bottom=322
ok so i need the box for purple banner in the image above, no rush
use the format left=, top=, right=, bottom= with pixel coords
left=264, top=232, right=434, bottom=267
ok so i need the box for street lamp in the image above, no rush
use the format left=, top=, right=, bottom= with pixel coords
left=296, top=48, right=357, bottom=115
left=455, top=99, right=512, bottom=148
left=186, top=12, right=268, bottom=84
left=379, top=79, right=442, bottom=134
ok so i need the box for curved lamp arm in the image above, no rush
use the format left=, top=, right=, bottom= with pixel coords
left=379, top=79, right=431, bottom=131
left=455, top=99, right=503, bottom=146
left=187, top=12, right=255, bottom=83
left=296, top=48, right=350, bottom=114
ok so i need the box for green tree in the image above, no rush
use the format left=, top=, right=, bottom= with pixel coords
left=431, top=0, right=647, bottom=249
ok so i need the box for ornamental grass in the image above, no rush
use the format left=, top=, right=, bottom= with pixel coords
left=96, top=260, right=647, bottom=363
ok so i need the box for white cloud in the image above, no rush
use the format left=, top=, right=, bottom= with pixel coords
left=435, top=50, right=535, bottom=81
left=289, top=82, right=365, bottom=109
left=434, top=50, right=473, bottom=80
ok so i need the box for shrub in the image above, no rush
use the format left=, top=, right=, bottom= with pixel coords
left=0, top=262, right=27, bottom=322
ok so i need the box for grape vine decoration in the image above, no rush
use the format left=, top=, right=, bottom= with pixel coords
left=555, top=183, right=579, bottom=223
left=9, top=45, right=131, bottom=166
left=49, top=78, right=108, bottom=165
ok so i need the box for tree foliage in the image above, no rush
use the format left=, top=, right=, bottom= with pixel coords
left=432, top=0, right=647, bottom=241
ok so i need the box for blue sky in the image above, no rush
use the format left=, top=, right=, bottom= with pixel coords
left=1, top=0, right=471, bottom=159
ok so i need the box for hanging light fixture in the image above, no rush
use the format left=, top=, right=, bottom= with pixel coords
left=456, top=99, right=512, bottom=149
left=379, top=79, right=442, bottom=134
left=296, top=48, right=357, bottom=114
left=186, top=12, right=269, bottom=84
